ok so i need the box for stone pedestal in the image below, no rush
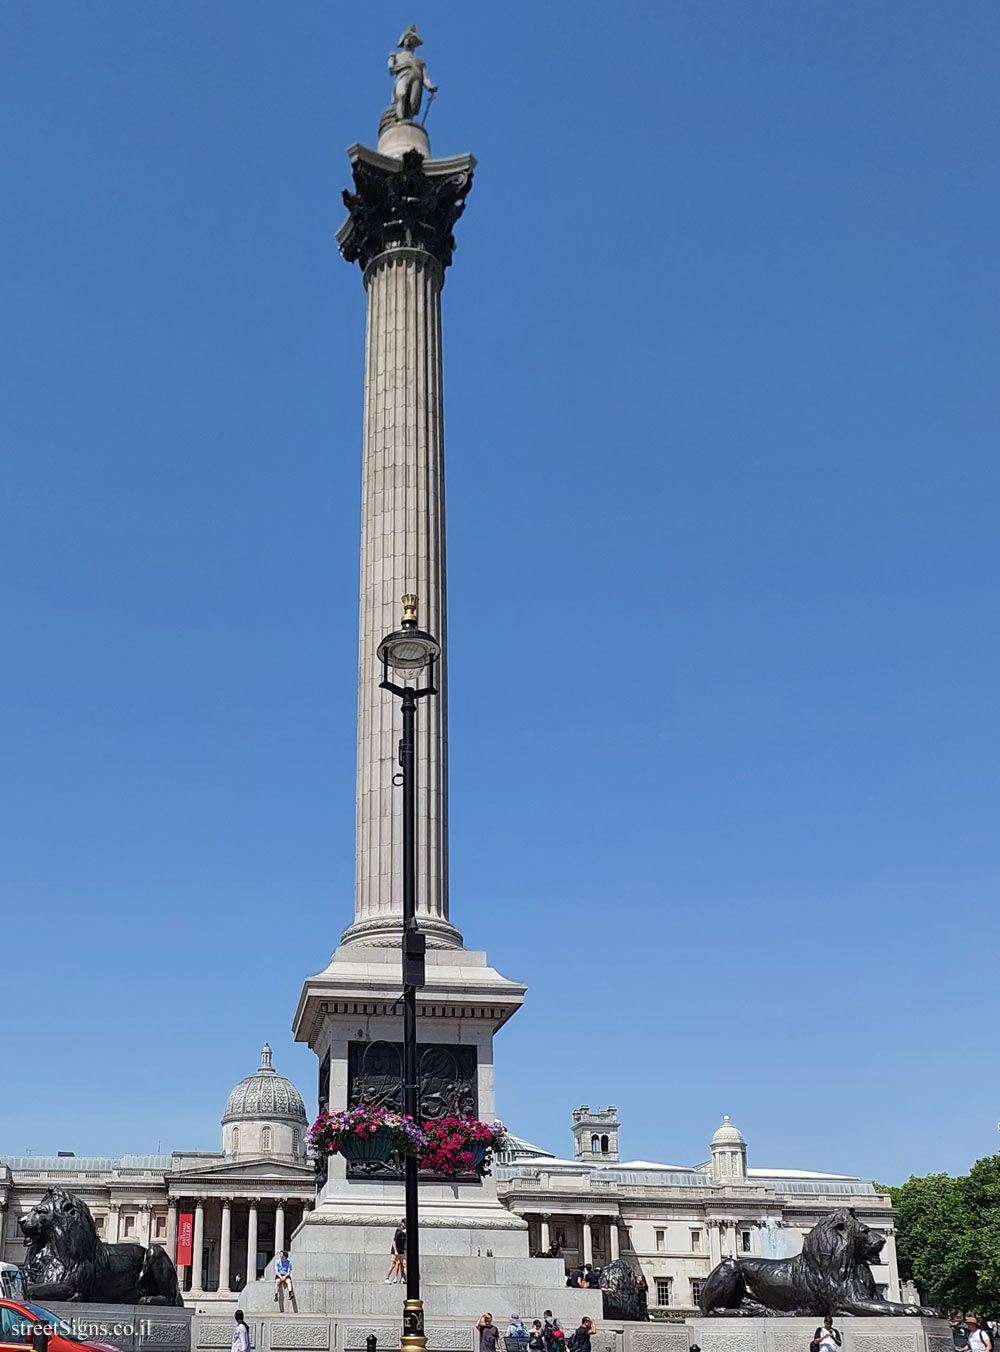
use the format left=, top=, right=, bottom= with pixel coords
left=687, top=1317, right=952, bottom=1352
left=282, top=942, right=557, bottom=1300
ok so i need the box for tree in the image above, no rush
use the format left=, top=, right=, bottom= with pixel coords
left=881, top=1155, right=1000, bottom=1316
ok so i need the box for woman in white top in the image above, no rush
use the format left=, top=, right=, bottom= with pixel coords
left=967, top=1318, right=992, bottom=1352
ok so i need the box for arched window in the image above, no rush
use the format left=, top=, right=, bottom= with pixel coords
left=591, top=1134, right=600, bottom=1153
left=232, top=1127, right=240, bottom=1153
left=601, top=1135, right=610, bottom=1153
left=261, top=1126, right=272, bottom=1153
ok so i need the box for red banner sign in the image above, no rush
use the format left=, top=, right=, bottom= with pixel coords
left=177, top=1213, right=194, bottom=1266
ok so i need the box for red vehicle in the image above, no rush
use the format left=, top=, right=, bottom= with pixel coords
left=0, top=1298, right=122, bottom=1352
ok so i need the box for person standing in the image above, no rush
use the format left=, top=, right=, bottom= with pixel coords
left=811, top=1317, right=841, bottom=1352
left=952, top=1318, right=971, bottom=1351
left=385, top=1219, right=406, bottom=1283
left=232, top=1312, right=251, bottom=1352
left=967, top=1317, right=992, bottom=1352
left=529, top=1322, right=545, bottom=1351
left=583, top=1265, right=601, bottom=1289
left=476, top=1314, right=501, bottom=1352
left=542, top=1311, right=557, bottom=1352
left=569, top=1319, right=594, bottom=1352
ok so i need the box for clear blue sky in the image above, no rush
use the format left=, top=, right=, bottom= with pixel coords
left=1, top=2, right=997, bottom=1185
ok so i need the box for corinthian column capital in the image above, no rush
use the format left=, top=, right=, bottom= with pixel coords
left=338, top=147, right=475, bottom=276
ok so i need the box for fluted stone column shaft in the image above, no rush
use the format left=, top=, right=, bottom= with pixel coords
left=219, top=1201, right=232, bottom=1295
left=191, top=1201, right=205, bottom=1295
left=609, top=1223, right=620, bottom=1261
left=166, top=1202, right=178, bottom=1266
left=344, top=246, right=459, bottom=948
left=274, top=1202, right=285, bottom=1257
left=246, top=1201, right=258, bottom=1285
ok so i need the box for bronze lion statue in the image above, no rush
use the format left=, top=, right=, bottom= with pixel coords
left=600, top=1259, right=649, bottom=1322
left=699, top=1208, right=939, bottom=1317
left=20, top=1188, right=183, bottom=1306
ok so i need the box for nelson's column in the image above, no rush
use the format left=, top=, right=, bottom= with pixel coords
left=240, top=30, right=587, bottom=1320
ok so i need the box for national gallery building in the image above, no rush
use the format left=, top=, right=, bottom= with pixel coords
left=0, top=1051, right=904, bottom=1315
left=0, top=1046, right=315, bottom=1305
left=494, top=1106, right=908, bottom=1315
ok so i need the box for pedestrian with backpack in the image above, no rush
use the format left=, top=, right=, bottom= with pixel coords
left=810, top=1318, right=841, bottom=1352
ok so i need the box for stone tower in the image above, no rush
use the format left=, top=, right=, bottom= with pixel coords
left=709, top=1115, right=747, bottom=1182
left=572, top=1105, right=620, bottom=1162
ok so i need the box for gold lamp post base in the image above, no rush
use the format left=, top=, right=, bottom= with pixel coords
left=401, top=1298, right=427, bottom=1352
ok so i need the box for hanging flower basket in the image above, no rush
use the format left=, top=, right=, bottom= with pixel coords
left=310, top=1106, right=425, bottom=1162
left=419, top=1117, right=508, bottom=1177
left=340, top=1128, right=394, bottom=1162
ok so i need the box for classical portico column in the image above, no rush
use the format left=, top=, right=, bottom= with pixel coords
left=582, top=1218, right=594, bottom=1267
left=0, top=1202, right=7, bottom=1259
left=219, top=1201, right=232, bottom=1295
left=246, top=1201, right=258, bottom=1285
left=166, top=1201, right=178, bottom=1266
left=707, top=1219, right=722, bottom=1268
left=138, top=1203, right=151, bottom=1248
left=191, top=1200, right=206, bottom=1295
left=274, top=1201, right=285, bottom=1257
left=539, top=1215, right=550, bottom=1253
left=106, top=1202, right=121, bottom=1245
left=885, top=1227, right=902, bottom=1302
left=609, top=1222, right=620, bottom=1261
left=337, top=140, right=474, bottom=950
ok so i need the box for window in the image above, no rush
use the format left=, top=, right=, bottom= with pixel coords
left=2, top=1306, right=32, bottom=1339
left=601, top=1135, right=609, bottom=1153
left=154, top=1214, right=167, bottom=1240
left=655, top=1278, right=672, bottom=1307
left=690, top=1229, right=702, bottom=1251
left=94, top=1215, right=106, bottom=1235
left=741, top=1230, right=752, bottom=1253
left=655, top=1229, right=665, bottom=1252
left=591, top=1135, right=600, bottom=1153
left=690, top=1279, right=704, bottom=1307
left=122, top=1214, right=136, bottom=1237
left=261, top=1127, right=272, bottom=1152
left=232, top=1127, right=240, bottom=1153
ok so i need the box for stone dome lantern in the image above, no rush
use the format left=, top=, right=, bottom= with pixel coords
left=710, top=1114, right=747, bottom=1182
left=221, top=1043, right=308, bottom=1159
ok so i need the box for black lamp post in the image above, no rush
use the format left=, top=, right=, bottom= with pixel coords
left=377, top=594, right=439, bottom=1352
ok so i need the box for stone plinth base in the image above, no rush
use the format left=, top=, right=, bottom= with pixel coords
left=376, top=117, right=431, bottom=159
left=239, top=1238, right=586, bottom=1319
left=688, top=1316, right=952, bottom=1352
left=45, top=1302, right=192, bottom=1352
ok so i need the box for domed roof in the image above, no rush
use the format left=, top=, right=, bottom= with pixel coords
left=711, top=1115, right=746, bottom=1146
left=222, top=1044, right=307, bottom=1125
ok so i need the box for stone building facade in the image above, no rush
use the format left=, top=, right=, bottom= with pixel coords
left=496, top=1108, right=904, bottom=1316
left=0, top=1046, right=315, bottom=1308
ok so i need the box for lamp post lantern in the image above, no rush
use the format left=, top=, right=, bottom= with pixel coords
left=378, top=594, right=439, bottom=1352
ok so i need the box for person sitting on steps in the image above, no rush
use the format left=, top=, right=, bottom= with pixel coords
left=274, top=1251, right=293, bottom=1306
